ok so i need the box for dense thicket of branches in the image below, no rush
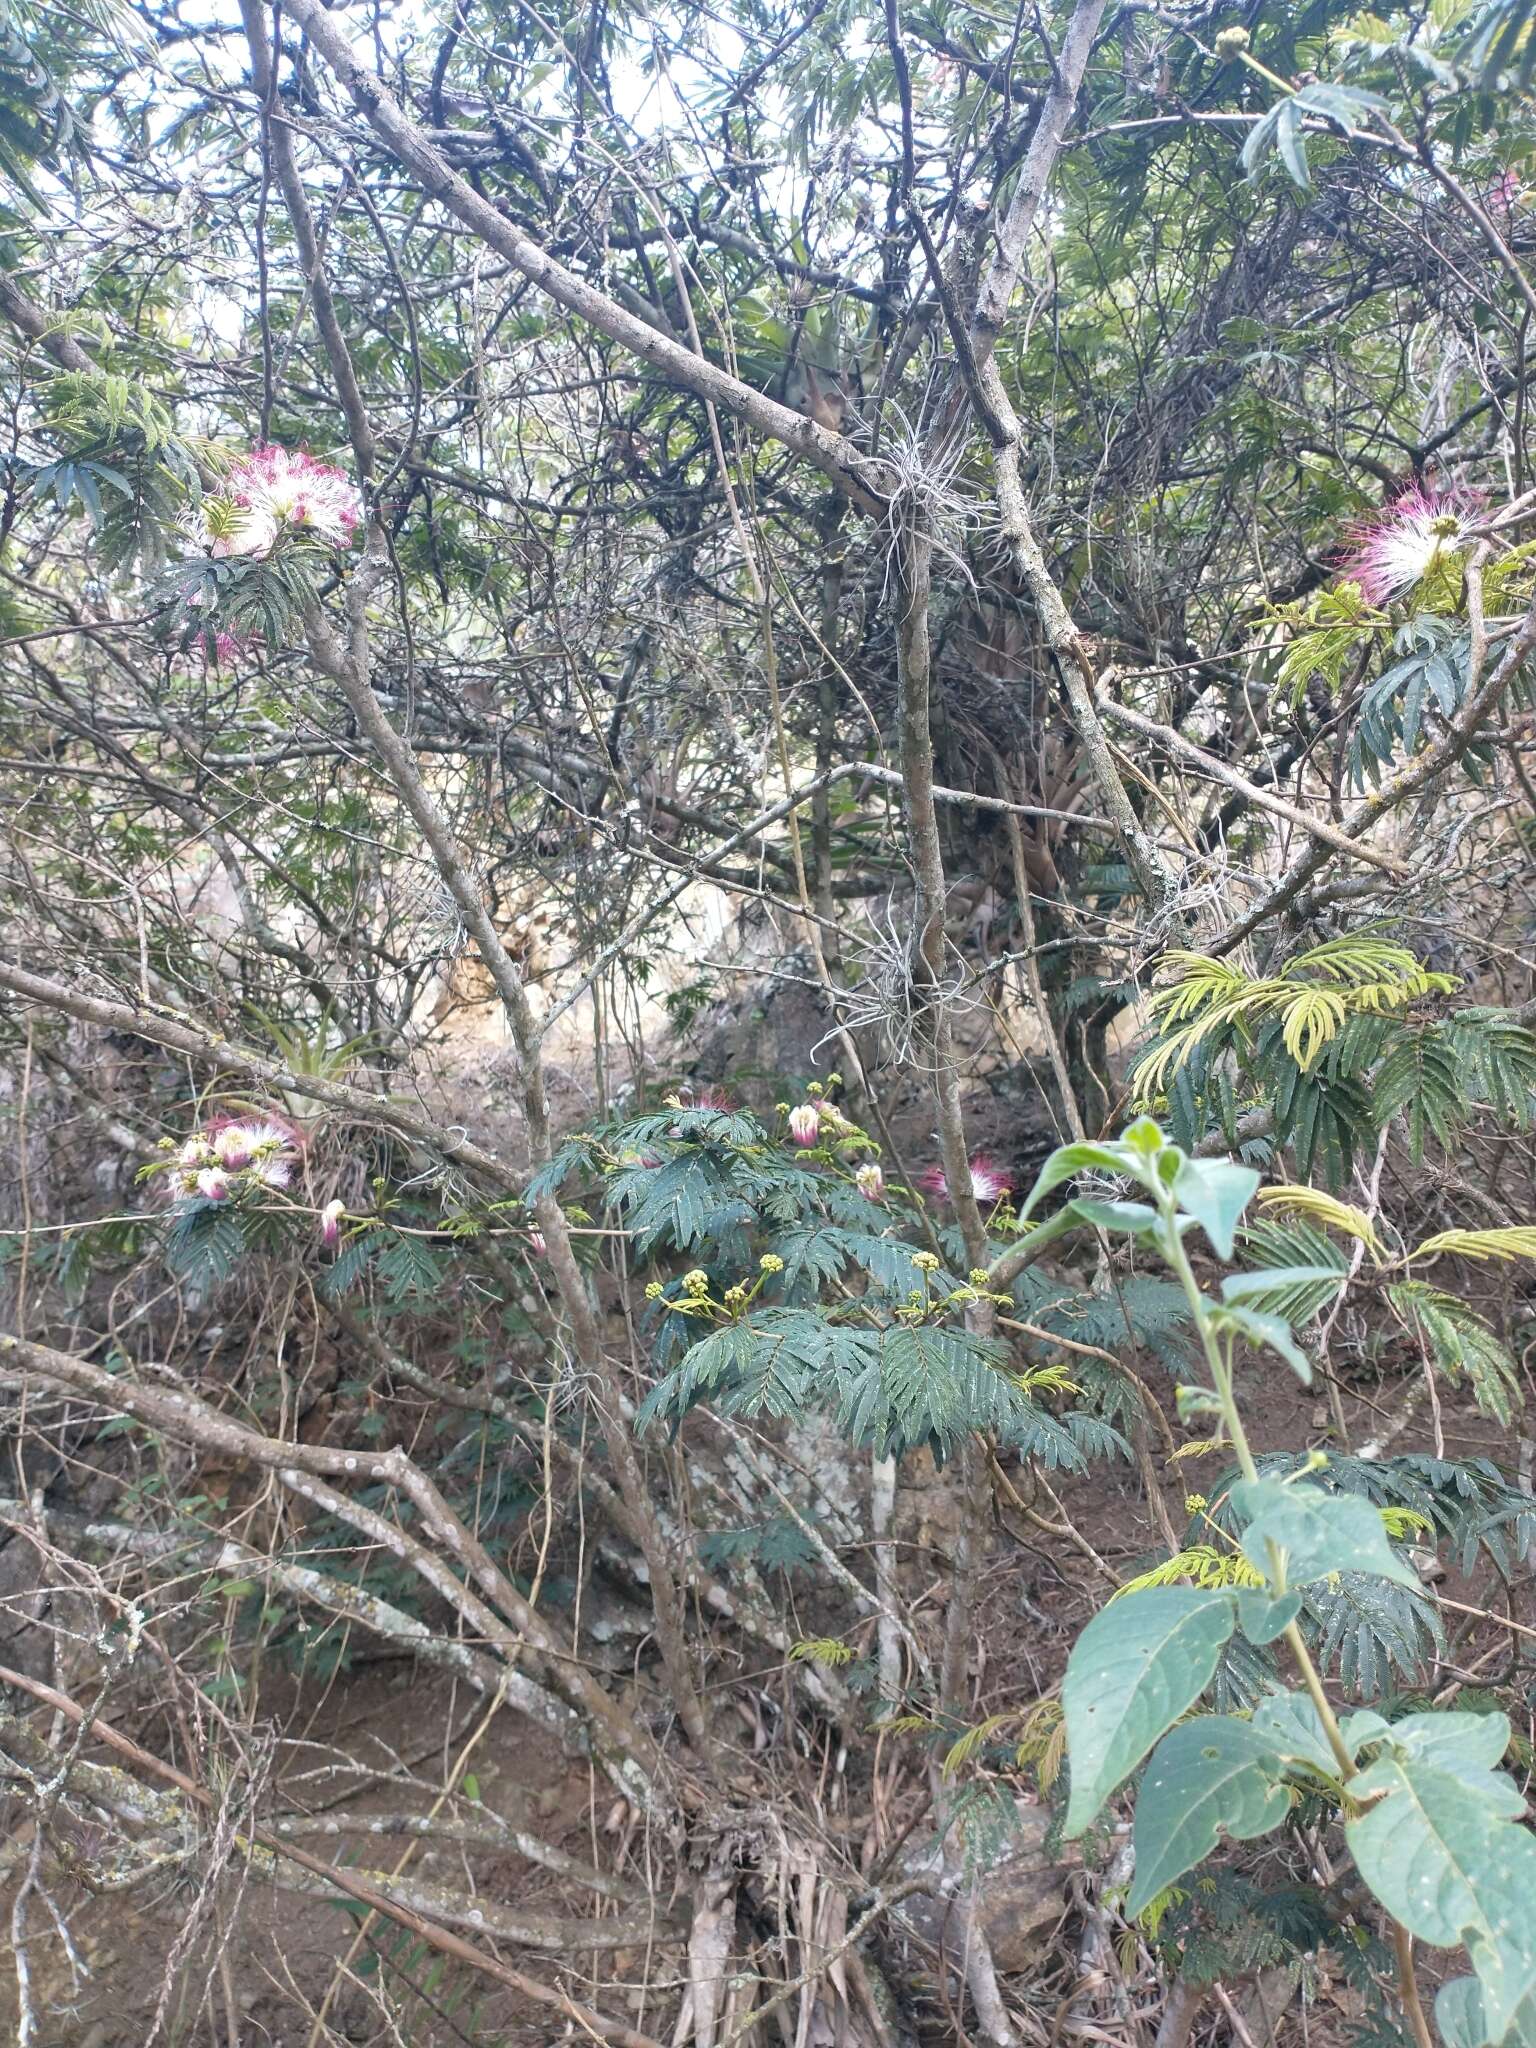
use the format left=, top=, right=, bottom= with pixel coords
left=5, top=0, right=1536, bottom=2041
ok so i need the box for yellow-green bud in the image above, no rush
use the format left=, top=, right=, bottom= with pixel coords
left=644, top=1281, right=664, bottom=1300
left=911, top=1251, right=941, bottom=1272
left=759, top=1253, right=785, bottom=1273
left=683, top=1268, right=711, bottom=1296
left=1214, top=25, right=1250, bottom=57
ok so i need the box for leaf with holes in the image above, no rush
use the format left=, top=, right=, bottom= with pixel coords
left=1348, top=1714, right=1536, bottom=2042
left=1062, top=1587, right=1236, bottom=1835
left=1126, top=1717, right=1290, bottom=1915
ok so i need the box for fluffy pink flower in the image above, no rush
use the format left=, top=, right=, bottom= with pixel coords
left=681, top=1084, right=733, bottom=1110
left=788, top=1103, right=821, bottom=1147
left=199, top=629, right=256, bottom=669
left=187, top=446, right=361, bottom=559
left=212, top=1124, right=253, bottom=1170
left=1338, top=487, right=1478, bottom=605
left=1491, top=170, right=1526, bottom=217
left=528, top=1229, right=548, bottom=1257
left=320, top=1198, right=345, bottom=1251
left=855, top=1162, right=886, bottom=1202
left=196, top=1166, right=231, bottom=1202
left=919, top=1154, right=1014, bottom=1205
left=211, top=1117, right=299, bottom=1176
left=236, top=444, right=361, bottom=548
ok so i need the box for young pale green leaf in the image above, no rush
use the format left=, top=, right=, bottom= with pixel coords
left=1339, top=1707, right=1394, bottom=1759
left=1126, top=1717, right=1289, bottom=1916
left=1171, top=1158, right=1260, bottom=1259
left=1122, top=1117, right=1168, bottom=1160
left=1220, top=1266, right=1345, bottom=1308
left=1232, top=1478, right=1421, bottom=1590
left=1017, top=1140, right=1154, bottom=1222
left=1207, top=1303, right=1313, bottom=1383
left=1348, top=1727, right=1536, bottom=2042
left=1067, top=1196, right=1161, bottom=1235
left=1061, top=1587, right=1236, bottom=1836
left=1234, top=1589, right=1303, bottom=1645
left=1175, top=1384, right=1226, bottom=1419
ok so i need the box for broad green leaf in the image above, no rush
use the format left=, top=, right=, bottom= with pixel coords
left=1172, top=1158, right=1261, bottom=1258
left=1232, top=1478, right=1420, bottom=1590
left=1348, top=1733, right=1536, bottom=2041
left=1437, top=1976, right=1536, bottom=2048
left=1275, top=99, right=1312, bottom=191
left=1062, top=1587, right=1236, bottom=1836
left=1126, top=1717, right=1289, bottom=1915
left=1380, top=1711, right=1514, bottom=1786
left=1251, top=1689, right=1342, bottom=1777
left=1234, top=1589, right=1302, bottom=1645
left=1438, top=1977, right=1492, bottom=2048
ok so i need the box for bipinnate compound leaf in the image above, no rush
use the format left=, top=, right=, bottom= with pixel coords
left=1347, top=1713, right=1536, bottom=2043
left=1232, top=1478, right=1420, bottom=1591
left=1062, top=1587, right=1236, bottom=1836
left=1126, top=1717, right=1289, bottom=1915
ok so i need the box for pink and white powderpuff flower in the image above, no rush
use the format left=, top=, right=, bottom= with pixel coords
left=918, top=1154, right=1014, bottom=1205
left=788, top=1103, right=821, bottom=1147
left=210, top=1116, right=300, bottom=1177
left=680, top=1083, right=734, bottom=1111
left=185, top=447, right=361, bottom=560
left=855, top=1162, right=886, bottom=1202
left=527, top=1229, right=548, bottom=1257
left=1338, top=487, right=1479, bottom=605
left=319, top=1199, right=345, bottom=1251
left=184, top=489, right=280, bottom=561
left=235, top=444, right=361, bottom=550
left=195, top=1166, right=231, bottom=1202
left=198, top=629, right=257, bottom=669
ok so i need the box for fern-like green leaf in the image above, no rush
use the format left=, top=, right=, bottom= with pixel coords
left=1372, top=1025, right=1462, bottom=1162
left=1387, top=1281, right=1523, bottom=1426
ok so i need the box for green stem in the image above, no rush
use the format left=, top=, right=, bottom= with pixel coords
left=1236, top=46, right=1298, bottom=96
left=1158, top=1182, right=1440, bottom=2048
left=1160, top=1205, right=1356, bottom=1781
